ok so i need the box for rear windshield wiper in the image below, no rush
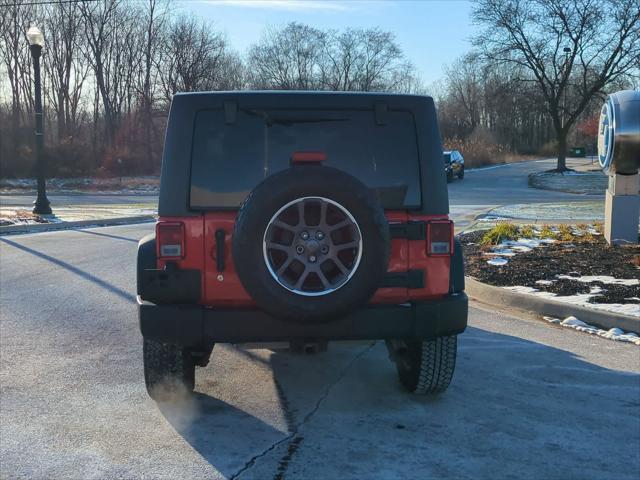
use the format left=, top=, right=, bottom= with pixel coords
left=244, top=109, right=347, bottom=126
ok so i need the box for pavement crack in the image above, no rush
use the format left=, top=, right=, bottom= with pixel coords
left=230, top=342, right=376, bottom=480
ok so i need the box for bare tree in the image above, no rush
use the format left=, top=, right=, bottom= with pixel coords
left=444, top=54, right=484, bottom=133
left=355, top=28, right=403, bottom=91
left=248, top=22, right=325, bottom=90
left=137, top=0, right=169, bottom=169
left=158, top=16, right=238, bottom=103
left=0, top=1, right=34, bottom=128
left=319, top=28, right=361, bottom=91
left=249, top=23, right=416, bottom=93
left=80, top=0, right=143, bottom=147
left=79, top=0, right=122, bottom=143
left=473, top=0, right=640, bottom=170
left=43, top=1, right=88, bottom=141
left=318, top=27, right=413, bottom=92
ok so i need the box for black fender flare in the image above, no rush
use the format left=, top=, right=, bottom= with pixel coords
left=137, top=233, right=156, bottom=297
left=449, top=237, right=465, bottom=293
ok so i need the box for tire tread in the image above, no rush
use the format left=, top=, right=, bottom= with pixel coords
left=396, top=336, right=457, bottom=395
left=143, top=338, right=195, bottom=401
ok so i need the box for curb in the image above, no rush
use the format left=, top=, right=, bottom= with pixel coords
left=465, top=276, right=639, bottom=334
left=527, top=171, right=607, bottom=195
left=0, top=215, right=156, bottom=235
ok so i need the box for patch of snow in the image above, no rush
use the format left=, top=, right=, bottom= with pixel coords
left=556, top=274, right=639, bottom=286
left=560, top=316, right=589, bottom=327
left=510, top=245, right=533, bottom=253
left=515, top=238, right=541, bottom=248
left=483, top=249, right=517, bottom=257
left=535, top=280, right=555, bottom=286
left=544, top=315, right=640, bottom=345
left=625, top=297, right=640, bottom=302
left=543, top=316, right=561, bottom=324
left=487, top=257, right=509, bottom=266
left=503, top=286, right=640, bottom=317
left=478, top=215, right=508, bottom=222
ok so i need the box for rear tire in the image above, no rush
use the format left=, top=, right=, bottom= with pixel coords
left=143, top=338, right=195, bottom=401
left=388, top=336, right=457, bottom=394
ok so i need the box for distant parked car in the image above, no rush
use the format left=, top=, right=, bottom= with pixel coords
left=443, top=150, right=464, bottom=182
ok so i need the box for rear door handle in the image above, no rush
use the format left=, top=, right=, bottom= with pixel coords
left=215, top=229, right=226, bottom=272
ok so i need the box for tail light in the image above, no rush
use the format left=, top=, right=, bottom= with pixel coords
left=291, top=151, right=327, bottom=164
left=157, top=222, right=184, bottom=259
left=427, top=220, right=454, bottom=256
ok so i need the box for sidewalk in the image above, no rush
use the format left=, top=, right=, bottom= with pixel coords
left=0, top=176, right=159, bottom=195
left=482, top=201, right=604, bottom=222
left=453, top=201, right=607, bottom=235
left=0, top=204, right=156, bottom=234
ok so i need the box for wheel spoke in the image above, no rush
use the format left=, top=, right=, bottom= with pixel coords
left=328, top=219, right=351, bottom=232
left=266, top=241, right=290, bottom=252
left=277, top=257, right=294, bottom=275
left=331, top=257, right=349, bottom=275
left=319, top=200, right=328, bottom=227
left=297, top=201, right=306, bottom=226
left=316, top=269, right=331, bottom=289
left=294, top=270, right=309, bottom=290
left=272, top=220, right=296, bottom=232
left=336, top=240, right=359, bottom=250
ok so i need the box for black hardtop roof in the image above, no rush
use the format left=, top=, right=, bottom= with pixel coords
left=174, top=90, right=431, bottom=99
left=171, top=90, right=433, bottom=111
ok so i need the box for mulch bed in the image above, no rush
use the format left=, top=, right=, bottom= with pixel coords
left=459, top=230, right=640, bottom=305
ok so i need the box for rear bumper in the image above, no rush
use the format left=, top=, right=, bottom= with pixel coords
left=138, top=293, right=468, bottom=345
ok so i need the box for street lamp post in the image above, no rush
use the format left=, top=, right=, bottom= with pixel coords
left=27, top=24, right=52, bottom=215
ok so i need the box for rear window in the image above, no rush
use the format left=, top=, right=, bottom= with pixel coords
left=190, top=108, right=421, bottom=209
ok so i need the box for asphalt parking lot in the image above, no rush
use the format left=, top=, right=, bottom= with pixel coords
left=1, top=223, right=638, bottom=479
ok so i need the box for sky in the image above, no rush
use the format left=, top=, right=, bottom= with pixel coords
left=175, top=0, right=480, bottom=87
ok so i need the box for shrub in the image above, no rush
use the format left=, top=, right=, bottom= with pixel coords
left=557, top=224, right=574, bottom=241
left=443, top=127, right=511, bottom=169
left=539, top=224, right=558, bottom=239
left=44, top=138, right=96, bottom=177
left=481, top=222, right=520, bottom=246
left=539, top=141, right=558, bottom=157
left=519, top=225, right=535, bottom=238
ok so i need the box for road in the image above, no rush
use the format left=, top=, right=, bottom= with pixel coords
left=1, top=223, right=638, bottom=479
left=447, top=157, right=601, bottom=206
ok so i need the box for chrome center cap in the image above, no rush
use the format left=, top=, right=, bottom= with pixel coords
left=306, top=239, right=321, bottom=254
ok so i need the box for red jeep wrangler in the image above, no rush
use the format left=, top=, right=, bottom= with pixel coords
left=137, top=92, right=467, bottom=400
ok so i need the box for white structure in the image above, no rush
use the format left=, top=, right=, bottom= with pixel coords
left=597, top=90, right=640, bottom=245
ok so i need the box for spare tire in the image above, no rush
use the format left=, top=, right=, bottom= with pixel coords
left=232, top=165, right=390, bottom=323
